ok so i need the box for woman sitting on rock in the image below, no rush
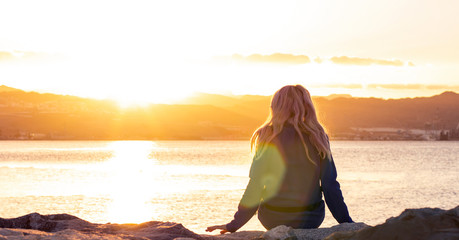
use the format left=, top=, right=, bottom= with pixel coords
left=206, top=85, right=353, bottom=234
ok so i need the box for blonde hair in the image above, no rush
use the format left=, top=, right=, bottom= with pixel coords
left=250, top=85, right=331, bottom=164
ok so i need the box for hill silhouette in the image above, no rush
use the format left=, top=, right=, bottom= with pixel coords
left=311, top=93, right=459, bottom=138
left=179, top=92, right=459, bottom=136
left=0, top=86, right=458, bottom=140
left=0, top=85, right=24, bottom=92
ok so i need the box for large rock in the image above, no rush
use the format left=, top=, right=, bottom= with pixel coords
left=0, top=213, right=202, bottom=240
left=326, top=206, right=459, bottom=240
left=207, top=231, right=264, bottom=240
left=260, top=222, right=369, bottom=240
left=0, top=213, right=94, bottom=232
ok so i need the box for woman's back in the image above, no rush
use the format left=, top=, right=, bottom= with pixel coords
left=262, top=124, right=322, bottom=208
left=253, top=124, right=352, bottom=230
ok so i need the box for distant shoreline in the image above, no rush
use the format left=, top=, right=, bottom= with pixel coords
left=0, top=138, right=457, bottom=141
left=1, top=86, right=458, bottom=142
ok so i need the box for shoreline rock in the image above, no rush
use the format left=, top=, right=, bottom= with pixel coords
left=325, top=205, right=459, bottom=240
left=260, top=223, right=369, bottom=240
left=0, top=205, right=457, bottom=240
left=0, top=213, right=203, bottom=240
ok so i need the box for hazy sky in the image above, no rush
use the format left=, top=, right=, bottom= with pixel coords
left=1, top=0, right=458, bottom=104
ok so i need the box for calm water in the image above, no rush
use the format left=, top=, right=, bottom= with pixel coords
left=0, top=140, right=458, bottom=233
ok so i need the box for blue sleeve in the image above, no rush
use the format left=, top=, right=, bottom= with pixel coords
left=226, top=158, right=267, bottom=232
left=226, top=144, right=285, bottom=232
left=225, top=178, right=262, bottom=232
left=320, top=154, right=353, bottom=223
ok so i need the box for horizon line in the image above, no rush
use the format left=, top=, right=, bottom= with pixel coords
left=1, top=84, right=458, bottom=104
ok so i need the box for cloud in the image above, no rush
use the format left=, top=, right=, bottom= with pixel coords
left=0, top=50, right=62, bottom=62
left=425, top=85, right=459, bottom=91
left=314, top=84, right=363, bottom=89
left=0, top=51, right=14, bottom=61
left=367, top=84, right=459, bottom=91
left=312, top=84, right=459, bottom=91
left=365, top=84, right=459, bottom=91
left=221, top=53, right=414, bottom=67
left=230, top=53, right=311, bottom=64
left=367, top=84, right=424, bottom=90
left=330, top=56, right=406, bottom=66
left=313, top=57, right=323, bottom=63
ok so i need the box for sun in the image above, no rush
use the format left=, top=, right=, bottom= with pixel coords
left=110, top=86, right=194, bottom=108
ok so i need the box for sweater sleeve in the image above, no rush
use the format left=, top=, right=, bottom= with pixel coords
left=226, top=144, right=285, bottom=232
left=225, top=177, right=263, bottom=232
left=320, top=154, right=353, bottom=223
left=225, top=158, right=267, bottom=232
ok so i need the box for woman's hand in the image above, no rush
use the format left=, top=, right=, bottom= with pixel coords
left=206, top=224, right=230, bottom=234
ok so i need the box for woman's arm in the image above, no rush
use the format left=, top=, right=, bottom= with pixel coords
left=207, top=169, right=265, bottom=233
left=320, top=154, right=353, bottom=223
left=206, top=178, right=262, bottom=234
left=225, top=176, right=265, bottom=232
left=206, top=159, right=266, bottom=233
left=209, top=144, right=284, bottom=233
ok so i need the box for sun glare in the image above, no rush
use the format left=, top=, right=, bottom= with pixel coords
left=111, top=87, right=194, bottom=108
left=103, top=141, right=163, bottom=223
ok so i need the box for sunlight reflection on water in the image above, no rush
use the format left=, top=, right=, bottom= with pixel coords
left=0, top=140, right=457, bottom=233
left=104, top=141, right=160, bottom=223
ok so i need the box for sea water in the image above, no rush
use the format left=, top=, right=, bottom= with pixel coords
left=0, top=140, right=457, bottom=233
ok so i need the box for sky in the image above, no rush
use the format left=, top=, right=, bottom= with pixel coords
left=1, top=0, right=458, bottom=105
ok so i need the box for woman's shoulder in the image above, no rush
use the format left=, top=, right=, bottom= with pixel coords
left=279, top=123, right=308, bottom=138
left=273, top=124, right=306, bottom=147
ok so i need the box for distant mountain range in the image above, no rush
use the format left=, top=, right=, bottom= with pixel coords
left=0, top=85, right=458, bottom=140
left=0, top=85, right=24, bottom=92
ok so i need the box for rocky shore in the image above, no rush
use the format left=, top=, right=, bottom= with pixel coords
left=0, top=206, right=457, bottom=240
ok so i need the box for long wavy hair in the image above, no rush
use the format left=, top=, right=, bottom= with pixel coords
left=250, top=85, right=331, bottom=164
